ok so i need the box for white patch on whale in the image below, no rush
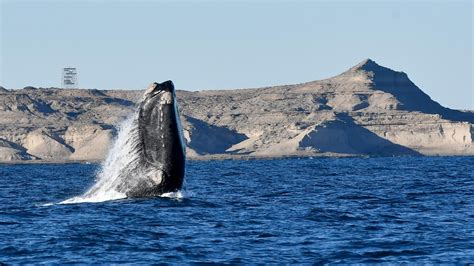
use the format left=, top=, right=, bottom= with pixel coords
left=159, top=91, right=173, bottom=104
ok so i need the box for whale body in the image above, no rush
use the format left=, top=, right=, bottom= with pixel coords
left=119, top=80, right=186, bottom=197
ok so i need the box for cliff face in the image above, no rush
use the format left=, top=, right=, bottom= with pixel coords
left=0, top=59, right=473, bottom=162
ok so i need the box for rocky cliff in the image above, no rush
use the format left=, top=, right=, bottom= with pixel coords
left=1, top=59, right=473, bottom=162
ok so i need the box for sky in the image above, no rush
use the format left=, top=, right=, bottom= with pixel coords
left=0, top=0, right=472, bottom=109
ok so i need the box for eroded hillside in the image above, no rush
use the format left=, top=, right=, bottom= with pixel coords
left=1, top=59, right=473, bottom=162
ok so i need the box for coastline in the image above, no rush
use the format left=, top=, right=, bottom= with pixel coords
left=1, top=153, right=473, bottom=165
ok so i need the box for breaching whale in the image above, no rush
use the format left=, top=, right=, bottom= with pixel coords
left=62, top=80, right=186, bottom=203
left=120, top=80, right=186, bottom=197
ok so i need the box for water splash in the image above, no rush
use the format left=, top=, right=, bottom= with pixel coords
left=60, top=113, right=156, bottom=204
left=59, top=115, right=137, bottom=203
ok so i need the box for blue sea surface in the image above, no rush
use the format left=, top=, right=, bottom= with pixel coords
left=0, top=156, right=473, bottom=263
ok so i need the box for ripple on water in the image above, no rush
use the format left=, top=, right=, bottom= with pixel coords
left=0, top=156, right=473, bottom=263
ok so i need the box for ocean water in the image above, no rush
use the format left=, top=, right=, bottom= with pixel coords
left=0, top=156, right=473, bottom=263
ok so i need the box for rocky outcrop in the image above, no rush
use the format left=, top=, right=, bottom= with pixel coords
left=22, top=129, right=73, bottom=160
left=65, top=124, right=114, bottom=160
left=365, top=118, right=473, bottom=155
left=0, top=138, right=35, bottom=161
left=255, top=115, right=419, bottom=156
left=183, top=116, right=248, bottom=156
left=0, top=59, right=472, bottom=162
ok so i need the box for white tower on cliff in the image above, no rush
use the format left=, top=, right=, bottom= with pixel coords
left=62, top=67, right=78, bottom=88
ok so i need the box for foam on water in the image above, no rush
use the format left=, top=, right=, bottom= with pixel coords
left=60, top=189, right=126, bottom=204
left=160, top=190, right=190, bottom=199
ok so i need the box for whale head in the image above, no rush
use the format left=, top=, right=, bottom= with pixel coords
left=143, top=80, right=175, bottom=102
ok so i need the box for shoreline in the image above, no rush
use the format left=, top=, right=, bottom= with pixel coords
left=1, top=153, right=473, bottom=165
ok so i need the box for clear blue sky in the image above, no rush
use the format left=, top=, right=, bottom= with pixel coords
left=1, top=0, right=472, bottom=109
